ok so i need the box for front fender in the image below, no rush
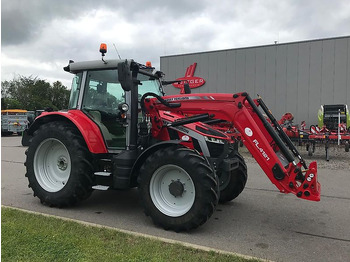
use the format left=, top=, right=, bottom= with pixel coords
left=27, top=110, right=108, bottom=153
left=131, top=140, right=182, bottom=184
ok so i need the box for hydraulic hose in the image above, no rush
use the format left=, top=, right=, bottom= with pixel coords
left=140, top=92, right=181, bottom=114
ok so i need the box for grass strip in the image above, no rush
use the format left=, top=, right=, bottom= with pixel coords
left=1, top=207, right=261, bottom=262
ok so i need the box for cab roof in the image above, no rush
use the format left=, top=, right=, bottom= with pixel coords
left=64, top=59, right=133, bottom=74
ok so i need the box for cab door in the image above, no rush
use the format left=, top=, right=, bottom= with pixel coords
left=82, top=69, right=127, bottom=149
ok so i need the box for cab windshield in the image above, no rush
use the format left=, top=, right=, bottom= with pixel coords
left=81, top=70, right=163, bottom=112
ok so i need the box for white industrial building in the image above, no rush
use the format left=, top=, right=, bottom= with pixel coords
left=160, top=36, right=350, bottom=126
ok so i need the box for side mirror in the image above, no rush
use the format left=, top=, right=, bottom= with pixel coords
left=118, top=60, right=133, bottom=91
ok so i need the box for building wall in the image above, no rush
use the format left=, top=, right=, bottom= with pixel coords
left=160, top=36, right=350, bottom=126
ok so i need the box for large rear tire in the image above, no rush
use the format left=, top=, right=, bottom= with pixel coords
left=25, top=121, right=94, bottom=207
left=138, top=146, right=219, bottom=231
left=218, top=152, right=247, bottom=203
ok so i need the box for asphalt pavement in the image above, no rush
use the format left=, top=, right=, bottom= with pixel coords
left=1, top=136, right=350, bottom=262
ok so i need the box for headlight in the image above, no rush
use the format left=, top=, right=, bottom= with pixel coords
left=118, top=103, right=129, bottom=112
left=204, top=136, right=225, bottom=144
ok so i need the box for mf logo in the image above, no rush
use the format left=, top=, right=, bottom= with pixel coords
left=173, top=63, right=206, bottom=93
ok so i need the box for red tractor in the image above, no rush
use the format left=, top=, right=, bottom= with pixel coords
left=25, top=45, right=320, bottom=231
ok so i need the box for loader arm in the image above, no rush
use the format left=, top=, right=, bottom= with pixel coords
left=144, top=92, right=321, bottom=201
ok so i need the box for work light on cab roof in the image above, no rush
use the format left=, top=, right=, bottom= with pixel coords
left=100, top=43, right=107, bottom=63
left=99, top=43, right=107, bottom=55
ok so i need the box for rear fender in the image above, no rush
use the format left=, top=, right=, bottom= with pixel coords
left=27, top=110, right=108, bottom=153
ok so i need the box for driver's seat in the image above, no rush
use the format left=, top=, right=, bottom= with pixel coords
left=89, top=111, right=112, bottom=141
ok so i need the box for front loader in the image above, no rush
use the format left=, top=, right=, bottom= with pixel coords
left=25, top=45, right=320, bottom=231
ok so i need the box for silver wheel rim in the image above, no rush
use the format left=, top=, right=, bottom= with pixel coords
left=150, top=164, right=195, bottom=217
left=34, top=138, right=71, bottom=192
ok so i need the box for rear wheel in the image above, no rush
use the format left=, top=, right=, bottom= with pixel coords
left=218, top=152, right=247, bottom=203
left=325, top=141, right=329, bottom=161
left=25, top=121, right=94, bottom=207
left=345, top=141, right=349, bottom=152
left=308, top=144, right=313, bottom=156
left=138, top=146, right=219, bottom=231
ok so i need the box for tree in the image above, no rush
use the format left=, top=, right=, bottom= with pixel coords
left=1, top=76, right=70, bottom=111
left=1, top=97, right=22, bottom=109
left=1, top=80, right=21, bottom=109
left=51, top=81, right=70, bottom=110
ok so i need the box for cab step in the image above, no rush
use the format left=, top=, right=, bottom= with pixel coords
left=94, top=171, right=112, bottom=177
left=92, top=185, right=110, bottom=190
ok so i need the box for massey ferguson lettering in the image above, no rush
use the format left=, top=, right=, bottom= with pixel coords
left=253, top=139, right=270, bottom=161
left=165, top=96, right=202, bottom=102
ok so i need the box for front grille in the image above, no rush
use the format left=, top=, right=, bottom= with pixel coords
left=206, top=141, right=225, bottom=158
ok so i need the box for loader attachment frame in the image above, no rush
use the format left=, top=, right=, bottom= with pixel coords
left=240, top=93, right=320, bottom=201
left=144, top=92, right=321, bottom=201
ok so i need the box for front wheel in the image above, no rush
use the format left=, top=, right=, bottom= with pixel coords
left=138, top=146, right=219, bottom=231
left=25, top=121, right=94, bottom=207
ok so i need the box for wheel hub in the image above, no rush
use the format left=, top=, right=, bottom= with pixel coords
left=57, top=156, right=68, bottom=171
left=169, top=180, right=185, bottom=197
left=149, top=164, right=195, bottom=217
left=34, top=138, right=71, bottom=193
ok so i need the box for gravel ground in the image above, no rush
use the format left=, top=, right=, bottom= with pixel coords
left=238, top=143, right=350, bottom=170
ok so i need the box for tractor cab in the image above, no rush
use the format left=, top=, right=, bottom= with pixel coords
left=65, top=58, right=164, bottom=150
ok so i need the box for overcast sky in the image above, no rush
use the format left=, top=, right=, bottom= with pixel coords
left=1, top=0, right=350, bottom=88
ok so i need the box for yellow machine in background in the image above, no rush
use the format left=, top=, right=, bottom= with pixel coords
left=1, top=109, right=29, bottom=136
